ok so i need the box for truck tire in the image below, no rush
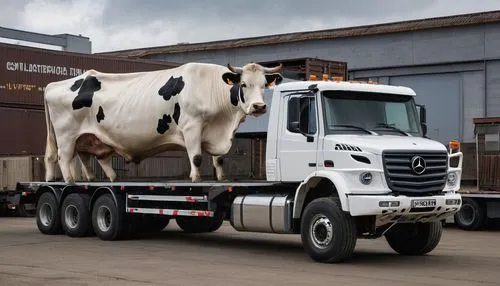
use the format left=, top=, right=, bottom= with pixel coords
left=36, top=192, right=62, bottom=235
left=91, top=194, right=126, bottom=240
left=384, top=222, right=442, bottom=255
left=300, top=197, right=357, bottom=263
left=61, top=193, right=93, bottom=237
left=454, top=197, right=486, bottom=231
left=176, top=213, right=224, bottom=233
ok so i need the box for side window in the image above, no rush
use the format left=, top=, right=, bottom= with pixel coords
left=287, top=96, right=317, bottom=134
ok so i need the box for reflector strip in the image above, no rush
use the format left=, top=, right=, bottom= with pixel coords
left=127, top=194, right=207, bottom=202
left=126, top=207, right=214, bottom=217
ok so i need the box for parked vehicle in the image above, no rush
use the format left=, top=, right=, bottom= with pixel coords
left=453, top=117, right=500, bottom=230
left=16, top=75, right=463, bottom=263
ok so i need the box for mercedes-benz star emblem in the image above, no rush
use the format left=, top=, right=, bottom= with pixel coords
left=411, top=156, right=426, bottom=175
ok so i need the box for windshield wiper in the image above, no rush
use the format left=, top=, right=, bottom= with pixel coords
left=373, top=123, right=411, bottom=136
left=332, top=125, right=377, bottom=135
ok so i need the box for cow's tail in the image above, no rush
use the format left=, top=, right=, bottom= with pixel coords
left=43, top=87, right=58, bottom=182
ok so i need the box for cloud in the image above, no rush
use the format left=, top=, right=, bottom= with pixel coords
left=1, top=0, right=500, bottom=53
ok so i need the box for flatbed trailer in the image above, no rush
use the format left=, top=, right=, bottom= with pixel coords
left=16, top=180, right=300, bottom=237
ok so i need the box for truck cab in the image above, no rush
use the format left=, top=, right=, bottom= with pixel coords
left=264, top=78, right=463, bottom=260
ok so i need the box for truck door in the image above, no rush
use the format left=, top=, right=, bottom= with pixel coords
left=278, top=92, right=319, bottom=181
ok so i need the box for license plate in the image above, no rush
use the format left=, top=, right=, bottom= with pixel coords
left=411, top=199, right=436, bottom=208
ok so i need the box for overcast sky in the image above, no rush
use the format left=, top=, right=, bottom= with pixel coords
left=1, top=0, right=500, bottom=53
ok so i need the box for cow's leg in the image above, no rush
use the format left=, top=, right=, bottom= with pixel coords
left=212, top=156, right=226, bottom=181
left=69, top=156, right=79, bottom=181
left=182, top=122, right=203, bottom=182
left=97, top=156, right=117, bottom=182
left=78, top=153, right=95, bottom=181
left=57, top=143, right=76, bottom=184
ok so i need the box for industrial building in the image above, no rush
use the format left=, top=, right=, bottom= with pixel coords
left=99, top=10, right=500, bottom=181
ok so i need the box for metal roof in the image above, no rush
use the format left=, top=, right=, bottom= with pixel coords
left=97, top=10, right=500, bottom=58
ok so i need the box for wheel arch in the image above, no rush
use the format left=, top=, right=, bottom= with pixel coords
left=59, top=185, right=89, bottom=207
left=36, top=185, right=62, bottom=204
left=89, top=187, right=120, bottom=213
left=293, top=171, right=350, bottom=219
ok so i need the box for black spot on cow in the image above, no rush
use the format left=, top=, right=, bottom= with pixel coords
left=71, top=76, right=101, bottom=110
left=193, top=154, right=202, bottom=167
left=230, top=84, right=243, bottom=106
left=173, top=103, right=181, bottom=125
left=158, top=76, right=185, bottom=101
left=70, top=79, right=84, bottom=92
left=156, top=114, right=172, bottom=134
left=216, top=157, right=223, bottom=166
left=96, top=106, right=105, bottom=123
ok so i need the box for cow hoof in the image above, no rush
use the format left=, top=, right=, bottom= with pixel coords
left=190, top=176, right=201, bottom=183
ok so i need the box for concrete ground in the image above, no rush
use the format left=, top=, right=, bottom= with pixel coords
left=0, top=217, right=499, bottom=286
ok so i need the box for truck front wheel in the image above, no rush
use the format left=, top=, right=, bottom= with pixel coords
left=300, top=197, right=357, bottom=263
left=384, top=222, right=442, bottom=255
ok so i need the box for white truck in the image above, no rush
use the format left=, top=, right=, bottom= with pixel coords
left=17, top=77, right=463, bottom=263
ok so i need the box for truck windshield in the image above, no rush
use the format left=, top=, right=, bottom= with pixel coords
left=321, top=90, right=421, bottom=136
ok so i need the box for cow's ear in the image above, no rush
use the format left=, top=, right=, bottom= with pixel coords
left=222, top=72, right=241, bottom=85
left=265, top=73, right=283, bottom=87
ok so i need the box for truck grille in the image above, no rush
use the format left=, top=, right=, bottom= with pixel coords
left=382, top=150, right=448, bottom=196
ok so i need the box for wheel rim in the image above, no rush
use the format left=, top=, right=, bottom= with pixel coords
left=310, top=214, right=333, bottom=249
left=39, top=203, right=53, bottom=227
left=97, top=206, right=112, bottom=232
left=457, top=204, right=475, bottom=225
left=64, top=204, right=79, bottom=229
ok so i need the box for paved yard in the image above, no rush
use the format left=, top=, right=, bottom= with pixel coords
left=0, top=217, right=499, bottom=285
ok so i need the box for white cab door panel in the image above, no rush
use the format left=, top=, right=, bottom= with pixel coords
left=278, top=92, right=319, bottom=182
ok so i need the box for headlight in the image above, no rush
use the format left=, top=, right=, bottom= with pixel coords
left=447, top=172, right=457, bottom=185
left=359, top=172, right=373, bottom=185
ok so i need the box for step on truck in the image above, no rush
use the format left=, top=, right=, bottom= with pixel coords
left=16, top=77, right=463, bottom=263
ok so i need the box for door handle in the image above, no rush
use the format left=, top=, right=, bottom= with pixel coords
left=308, top=163, right=316, bottom=167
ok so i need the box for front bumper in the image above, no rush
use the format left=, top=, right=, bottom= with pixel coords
left=347, top=193, right=462, bottom=224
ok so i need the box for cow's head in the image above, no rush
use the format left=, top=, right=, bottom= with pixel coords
left=222, top=62, right=283, bottom=116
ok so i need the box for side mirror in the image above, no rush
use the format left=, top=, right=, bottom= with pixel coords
left=416, top=104, right=428, bottom=137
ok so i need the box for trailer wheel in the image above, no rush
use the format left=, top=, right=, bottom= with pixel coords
left=91, top=194, right=125, bottom=240
left=384, top=222, right=442, bottom=255
left=300, top=197, right=357, bottom=263
left=61, top=194, right=93, bottom=237
left=454, top=197, right=486, bottom=231
left=176, top=213, right=224, bottom=233
left=36, top=192, right=61, bottom=235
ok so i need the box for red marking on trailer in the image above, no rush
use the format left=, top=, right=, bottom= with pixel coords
left=159, top=209, right=164, bottom=215
left=129, top=208, right=134, bottom=213
left=186, top=196, right=198, bottom=202
left=173, top=210, right=179, bottom=216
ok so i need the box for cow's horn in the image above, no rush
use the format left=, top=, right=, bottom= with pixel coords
left=227, top=63, right=243, bottom=74
left=263, top=63, right=283, bottom=73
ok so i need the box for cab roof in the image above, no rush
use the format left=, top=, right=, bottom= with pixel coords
left=275, top=80, right=417, bottom=97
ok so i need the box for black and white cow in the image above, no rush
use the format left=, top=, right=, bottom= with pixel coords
left=43, top=62, right=283, bottom=183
